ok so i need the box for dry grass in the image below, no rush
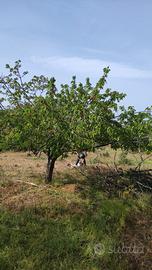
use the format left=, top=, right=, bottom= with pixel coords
left=0, top=149, right=151, bottom=208
left=0, top=151, right=87, bottom=215
left=0, top=151, right=74, bottom=185
left=0, top=149, right=151, bottom=185
left=121, top=209, right=152, bottom=269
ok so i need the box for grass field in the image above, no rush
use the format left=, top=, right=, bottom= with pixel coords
left=0, top=149, right=152, bottom=269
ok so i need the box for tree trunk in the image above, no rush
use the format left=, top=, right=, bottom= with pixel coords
left=46, top=154, right=56, bottom=183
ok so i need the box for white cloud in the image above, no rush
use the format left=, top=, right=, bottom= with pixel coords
left=30, top=55, right=152, bottom=79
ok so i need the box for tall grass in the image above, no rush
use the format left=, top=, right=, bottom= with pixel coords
left=0, top=191, right=134, bottom=270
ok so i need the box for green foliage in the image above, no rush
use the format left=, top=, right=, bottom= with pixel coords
left=118, top=106, right=152, bottom=153
left=0, top=62, right=126, bottom=152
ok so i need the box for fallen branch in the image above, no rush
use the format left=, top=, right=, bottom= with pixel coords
left=136, top=181, right=152, bottom=191
left=12, top=180, right=39, bottom=187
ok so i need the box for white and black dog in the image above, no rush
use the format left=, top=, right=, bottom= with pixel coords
left=76, top=151, right=87, bottom=166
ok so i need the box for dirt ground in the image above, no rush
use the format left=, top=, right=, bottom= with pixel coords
left=0, top=151, right=75, bottom=181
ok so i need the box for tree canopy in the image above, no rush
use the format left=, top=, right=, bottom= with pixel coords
left=0, top=60, right=151, bottom=182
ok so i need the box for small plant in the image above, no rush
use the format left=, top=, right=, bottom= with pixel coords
left=89, top=156, right=101, bottom=164
left=103, top=151, right=110, bottom=157
left=118, top=152, right=133, bottom=166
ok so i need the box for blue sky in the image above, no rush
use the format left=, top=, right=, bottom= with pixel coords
left=0, top=0, right=152, bottom=110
